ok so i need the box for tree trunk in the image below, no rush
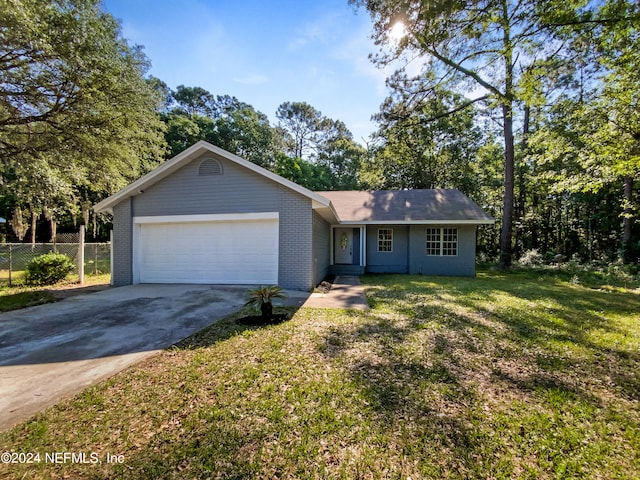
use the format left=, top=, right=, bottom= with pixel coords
left=500, top=103, right=516, bottom=269
left=10, top=207, right=28, bottom=241
left=50, top=219, right=57, bottom=243
left=30, top=210, right=37, bottom=245
left=260, top=301, right=273, bottom=319
left=514, top=105, right=530, bottom=257
left=498, top=0, right=515, bottom=270
left=621, top=174, right=634, bottom=262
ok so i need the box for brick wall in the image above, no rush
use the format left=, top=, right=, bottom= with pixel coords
left=278, top=187, right=313, bottom=290
left=111, top=198, right=133, bottom=286
left=312, top=212, right=330, bottom=285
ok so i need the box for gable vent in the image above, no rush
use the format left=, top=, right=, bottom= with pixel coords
left=198, top=158, right=223, bottom=176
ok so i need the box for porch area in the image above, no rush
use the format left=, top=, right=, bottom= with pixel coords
left=330, top=226, right=366, bottom=276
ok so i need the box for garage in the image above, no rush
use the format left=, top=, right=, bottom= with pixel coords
left=132, top=213, right=279, bottom=284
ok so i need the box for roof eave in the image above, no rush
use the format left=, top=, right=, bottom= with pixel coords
left=336, top=219, right=495, bottom=225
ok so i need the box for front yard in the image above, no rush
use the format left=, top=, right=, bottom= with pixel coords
left=0, top=274, right=111, bottom=312
left=0, top=270, right=638, bottom=479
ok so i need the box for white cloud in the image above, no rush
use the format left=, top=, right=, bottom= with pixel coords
left=287, top=9, right=343, bottom=51
left=331, top=23, right=390, bottom=95
left=233, top=74, right=269, bottom=85
left=288, top=23, right=329, bottom=50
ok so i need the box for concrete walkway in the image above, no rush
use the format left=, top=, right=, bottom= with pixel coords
left=302, top=276, right=369, bottom=310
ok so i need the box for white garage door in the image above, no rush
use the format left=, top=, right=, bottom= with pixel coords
left=134, top=214, right=278, bottom=284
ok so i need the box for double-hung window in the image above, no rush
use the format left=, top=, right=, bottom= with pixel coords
left=426, top=227, right=457, bottom=256
left=378, top=228, right=393, bottom=252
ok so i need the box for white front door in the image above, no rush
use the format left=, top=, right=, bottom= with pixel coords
left=334, top=228, right=353, bottom=264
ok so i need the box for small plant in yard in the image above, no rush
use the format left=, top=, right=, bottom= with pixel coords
left=244, top=285, right=286, bottom=319
left=25, top=252, right=75, bottom=286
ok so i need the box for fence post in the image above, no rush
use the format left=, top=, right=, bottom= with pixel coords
left=8, top=244, right=12, bottom=287
left=110, top=230, right=114, bottom=286
left=78, top=225, right=85, bottom=285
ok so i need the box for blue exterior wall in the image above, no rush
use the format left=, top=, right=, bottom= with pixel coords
left=352, top=228, right=360, bottom=266
left=365, top=225, right=409, bottom=273
left=111, top=152, right=316, bottom=290
left=408, top=225, right=477, bottom=276
left=362, top=224, right=477, bottom=276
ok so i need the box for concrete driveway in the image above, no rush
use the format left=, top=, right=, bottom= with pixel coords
left=0, top=284, right=309, bottom=431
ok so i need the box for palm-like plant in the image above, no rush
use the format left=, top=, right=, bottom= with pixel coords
left=244, top=285, right=286, bottom=319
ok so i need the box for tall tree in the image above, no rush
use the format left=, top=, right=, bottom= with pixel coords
left=276, top=101, right=323, bottom=159
left=529, top=0, right=640, bottom=261
left=1, top=0, right=166, bottom=236
left=351, top=0, right=620, bottom=268
left=0, top=0, right=165, bottom=172
left=172, top=85, right=217, bottom=117
left=163, top=87, right=281, bottom=167
left=368, top=78, right=482, bottom=193
left=318, top=137, right=366, bottom=190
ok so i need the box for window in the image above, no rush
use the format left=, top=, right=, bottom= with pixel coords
left=442, top=228, right=458, bottom=256
left=378, top=228, right=393, bottom=252
left=426, top=227, right=457, bottom=256
left=425, top=228, right=441, bottom=256
left=198, top=158, right=223, bottom=176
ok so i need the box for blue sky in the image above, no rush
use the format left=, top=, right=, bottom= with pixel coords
left=102, top=0, right=395, bottom=144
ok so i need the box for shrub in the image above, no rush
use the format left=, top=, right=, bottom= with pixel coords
left=245, top=285, right=286, bottom=319
left=26, top=253, right=75, bottom=286
left=517, top=249, right=543, bottom=267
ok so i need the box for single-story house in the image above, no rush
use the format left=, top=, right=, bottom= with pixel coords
left=94, top=141, right=494, bottom=290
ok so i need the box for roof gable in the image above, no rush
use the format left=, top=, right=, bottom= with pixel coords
left=94, top=141, right=331, bottom=213
left=318, top=189, right=494, bottom=224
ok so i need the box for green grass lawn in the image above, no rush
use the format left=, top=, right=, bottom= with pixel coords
left=0, top=270, right=638, bottom=479
left=0, top=274, right=111, bottom=312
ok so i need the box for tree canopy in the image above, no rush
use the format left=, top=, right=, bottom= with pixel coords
left=351, top=0, right=639, bottom=266
left=0, top=0, right=637, bottom=266
left=1, top=0, right=166, bottom=240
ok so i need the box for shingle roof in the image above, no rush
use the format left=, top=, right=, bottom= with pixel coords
left=317, top=189, right=494, bottom=224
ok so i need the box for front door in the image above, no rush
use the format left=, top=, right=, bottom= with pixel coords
left=334, top=228, right=353, bottom=264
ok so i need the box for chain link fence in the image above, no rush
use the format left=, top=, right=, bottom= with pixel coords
left=0, top=243, right=110, bottom=285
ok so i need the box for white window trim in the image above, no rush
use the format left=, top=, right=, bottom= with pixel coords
left=134, top=212, right=278, bottom=224
left=426, top=227, right=458, bottom=257
left=377, top=228, right=393, bottom=253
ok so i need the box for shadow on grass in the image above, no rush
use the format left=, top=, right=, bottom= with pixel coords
left=315, top=272, right=640, bottom=475
left=171, top=306, right=299, bottom=350
left=319, top=310, right=482, bottom=469
left=0, top=290, right=56, bottom=312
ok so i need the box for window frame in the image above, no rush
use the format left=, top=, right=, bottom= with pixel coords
left=377, top=228, right=393, bottom=253
left=425, top=227, right=458, bottom=256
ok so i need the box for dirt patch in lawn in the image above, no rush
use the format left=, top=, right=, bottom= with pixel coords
left=236, top=313, right=290, bottom=326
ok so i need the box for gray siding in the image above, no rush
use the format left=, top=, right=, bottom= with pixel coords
left=112, top=198, right=133, bottom=286
left=312, top=212, right=330, bottom=286
left=365, top=225, right=409, bottom=273
left=111, top=153, right=316, bottom=290
left=134, top=153, right=279, bottom=216
left=408, top=225, right=476, bottom=276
